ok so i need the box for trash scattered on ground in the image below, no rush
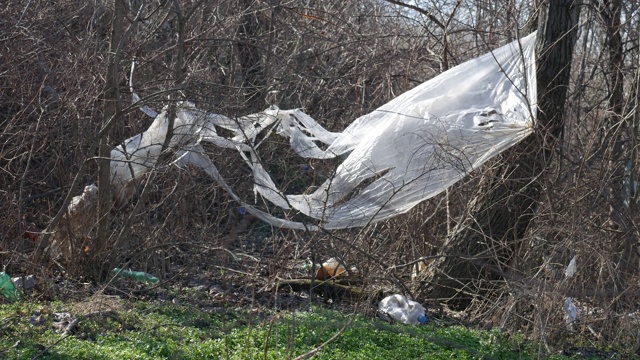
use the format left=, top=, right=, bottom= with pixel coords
left=378, top=294, right=427, bottom=325
left=28, top=313, right=46, bottom=327
left=0, top=272, right=21, bottom=302
left=315, top=258, right=347, bottom=280
left=12, top=275, right=36, bottom=291
left=53, top=312, right=78, bottom=335
left=112, top=268, right=159, bottom=283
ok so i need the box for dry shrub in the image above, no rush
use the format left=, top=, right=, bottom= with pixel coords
left=1, top=0, right=640, bottom=355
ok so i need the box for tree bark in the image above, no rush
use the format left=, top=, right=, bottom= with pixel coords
left=237, top=0, right=266, bottom=111
left=96, top=0, right=126, bottom=267
left=598, top=0, right=634, bottom=288
left=419, top=0, right=580, bottom=309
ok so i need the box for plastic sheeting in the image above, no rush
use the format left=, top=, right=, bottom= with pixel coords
left=112, top=32, right=537, bottom=230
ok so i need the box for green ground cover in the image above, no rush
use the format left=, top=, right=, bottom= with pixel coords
left=0, top=299, right=580, bottom=360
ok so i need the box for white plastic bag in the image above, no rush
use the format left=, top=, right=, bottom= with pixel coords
left=378, top=294, right=427, bottom=325
left=564, top=256, right=577, bottom=278
left=563, top=297, right=577, bottom=331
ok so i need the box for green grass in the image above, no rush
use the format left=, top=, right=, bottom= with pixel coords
left=0, top=300, right=576, bottom=359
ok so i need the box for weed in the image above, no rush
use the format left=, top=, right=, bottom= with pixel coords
left=0, top=301, right=590, bottom=359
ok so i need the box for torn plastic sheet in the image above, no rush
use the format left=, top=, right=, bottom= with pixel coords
left=113, top=32, right=537, bottom=230
left=565, top=256, right=577, bottom=278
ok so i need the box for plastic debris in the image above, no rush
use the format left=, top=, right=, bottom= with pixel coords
left=301, top=261, right=312, bottom=271
left=12, top=275, right=36, bottom=291
left=411, top=260, right=427, bottom=281
left=53, top=312, right=78, bottom=335
left=0, top=272, right=21, bottom=302
left=564, top=256, right=577, bottom=278
left=28, top=313, right=46, bottom=327
left=315, top=258, right=347, bottom=280
left=67, top=184, right=98, bottom=214
left=112, top=268, right=159, bottom=283
left=49, top=184, right=99, bottom=261
left=121, top=33, right=537, bottom=230
left=20, top=220, right=40, bottom=242
left=623, top=159, right=637, bottom=208
left=378, top=294, right=427, bottom=325
left=564, top=297, right=577, bottom=331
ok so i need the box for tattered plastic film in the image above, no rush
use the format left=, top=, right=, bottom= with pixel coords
left=114, top=32, right=537, bottom=230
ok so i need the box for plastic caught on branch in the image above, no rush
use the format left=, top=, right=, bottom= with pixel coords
left=563, top=297, right=577, bottom=331
left=116, top=32, right=537, bottom=230
left=564, top=256, right=577, bottom=278
left=623, top=159, right=637, bottom=208
left=48, top=184, right=98, bottom=262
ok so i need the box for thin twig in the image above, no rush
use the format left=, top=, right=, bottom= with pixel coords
left=381, top=0, right=445, bottom=29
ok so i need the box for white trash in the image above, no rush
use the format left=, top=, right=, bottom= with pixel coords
left=378, top=294, right=427, bottom=325
left=12, top=275, right=36, bottom=290
left=563, top=297, right=577, bottom=331
left=125, top=34, right=538, bottom=230
left=564, top=256, right=577, bottom=278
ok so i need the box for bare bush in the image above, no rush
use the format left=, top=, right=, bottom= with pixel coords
left=1, top=0, right=640, bottom=355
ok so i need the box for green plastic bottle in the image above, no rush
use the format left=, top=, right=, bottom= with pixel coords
left=112, top=268, right=159, bottom=283
left=0, top=272, right=20, bottom=302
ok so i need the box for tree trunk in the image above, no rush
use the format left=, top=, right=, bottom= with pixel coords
left=237, top=0, right=266, bottom=111
left=599, top=0, right=634, bottom=288
left=419, top=0, right=580, bottom=309
left=96, top=0, right=125, bottom=269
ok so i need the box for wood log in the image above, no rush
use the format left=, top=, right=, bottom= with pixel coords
left=276, top=278, right=383, bottom=302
